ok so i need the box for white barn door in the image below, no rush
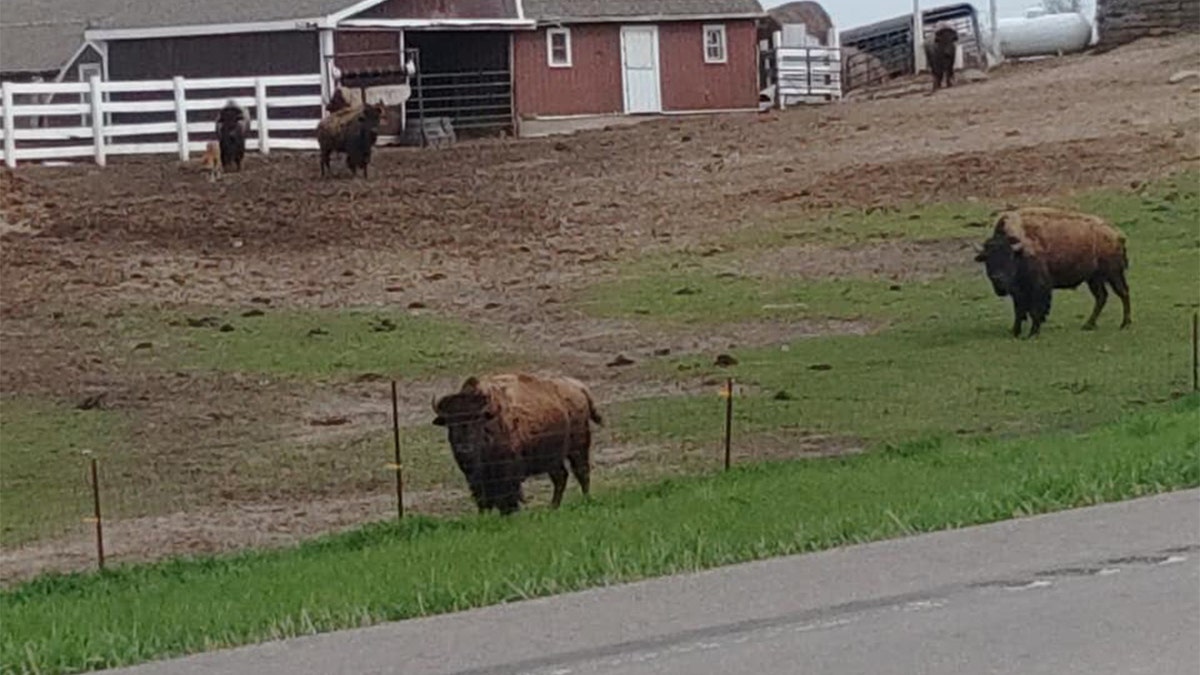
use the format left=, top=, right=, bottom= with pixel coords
left=620, top=25, right=662, bottom=114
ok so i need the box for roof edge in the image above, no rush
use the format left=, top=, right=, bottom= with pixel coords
left=534, top=12, right=768, bottom=25
left=85, top=18, right=324, bottom=41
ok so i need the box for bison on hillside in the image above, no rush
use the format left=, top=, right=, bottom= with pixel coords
left=432, top=372, right=602, bottom=515
left=316, top=101, right=385, bottom=179
left=925, top=24, right=959, bottom=91
left=974, top=207, right=1131, bottom=338
left=214, top=100, right=250, bottom=172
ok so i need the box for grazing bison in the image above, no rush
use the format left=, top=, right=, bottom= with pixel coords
left=214, top=101, right=250, bottom=172
left=316, top=101, right=385, bottom=178
left=432, top=373, right=602, bottom=515
left=925, top=24, right=959, bottom=91
left=974, top=207, right=1131, bottom=339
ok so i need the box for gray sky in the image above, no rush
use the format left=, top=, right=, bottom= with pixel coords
left=759, top=0, right=1097, bottom=32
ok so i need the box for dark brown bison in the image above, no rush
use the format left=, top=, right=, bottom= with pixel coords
left=432, top=373, right=602, bottom=515
left=315, top=101, right=385, bottom=178
left=925, top=24, right=959, bottom=91
left=214, top=100, right=250, bottom=172
left=974, top=207, right=1131, bottom=339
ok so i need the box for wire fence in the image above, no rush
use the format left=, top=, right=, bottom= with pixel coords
left=3, top=310, right=1195, bottom=581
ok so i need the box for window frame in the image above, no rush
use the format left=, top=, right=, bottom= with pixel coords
left=703, top=24, right=727, bottom=65
left=546, top=27, right=572, bottom=68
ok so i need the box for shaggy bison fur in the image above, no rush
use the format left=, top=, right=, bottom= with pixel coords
left=214, top=101, right=250, bottom=172
left=432, top=373, right=602, bottom=515
left=925, top=25, right=959, bottom=91
left=316, top=101, right=385, bottom=178
left=974, top=206, right=1131, bottom=338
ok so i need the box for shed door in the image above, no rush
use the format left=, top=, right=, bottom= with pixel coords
left=620, top=26, right=661, bottom=114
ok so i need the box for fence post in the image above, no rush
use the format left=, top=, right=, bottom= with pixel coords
left=86, top=453, right=105, bottom=570
left=1192, top=312, right=1198, bottom=393
left=172, top=76, right=189, bottom=162
left=88, top=76, right=106, bottom=167
left=723, top=378, right=734, bottom=471
left=1, top=82, right=15, bottom=169
left=390, top=381, right=405, bottom=520
left=255, top=79, right=270, bottom=156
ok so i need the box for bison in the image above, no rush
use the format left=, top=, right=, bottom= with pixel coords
left=316, top=101, right=385, bottom=179
left=432, top=372, right=602, bottom=515
left=974, top=206, right=1131, bottom=339
left=925, top=24, right=959, bottom=92
left=214, top=100, right=250, bottom=172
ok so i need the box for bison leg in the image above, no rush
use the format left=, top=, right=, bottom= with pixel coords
left=1109, top=272, right=1132, bottom=329
left=1011, top=302, right=1027, bottom=338
left=567, top=448, right=591, bottom=499
left=1083, top=277, right=1108, bottom=330
left=548, top=463, right=569, bottom=509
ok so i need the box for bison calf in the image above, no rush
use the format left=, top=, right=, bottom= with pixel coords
left=974, top=206, right=1131, bottom=339
left=925, top=24, right=959, bottom=91
left=432, top=372, right=602, bottom=515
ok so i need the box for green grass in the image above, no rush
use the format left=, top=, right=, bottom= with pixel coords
left=584, top=173, right=1200, bottom=448
left=0, top=399, right=128, bottom=546
left=117, top=307, right=509, bottom=379
left=2, top=397, right=1196, bottom=675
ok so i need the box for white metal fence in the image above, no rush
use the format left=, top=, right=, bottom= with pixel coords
left=0, top=74, right=324, bottom=168
left=776, top=47, right=844, bottom=107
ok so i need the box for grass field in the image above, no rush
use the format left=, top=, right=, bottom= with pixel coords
left=2, top=396, right=1196, bottom=675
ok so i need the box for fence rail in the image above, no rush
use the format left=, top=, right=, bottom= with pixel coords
left=0, top=74, right=324, bottom=168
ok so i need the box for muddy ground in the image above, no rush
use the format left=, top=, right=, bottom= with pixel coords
left=1, top=36, right=1198, bottom=583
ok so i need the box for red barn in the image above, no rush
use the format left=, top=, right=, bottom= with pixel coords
left=514, top=0, right=768, bottom=122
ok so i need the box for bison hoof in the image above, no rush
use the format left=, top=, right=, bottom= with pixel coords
left=1120, top=320, right=1132, bottom=330
left=1081, top=323, right=1097, bottom=331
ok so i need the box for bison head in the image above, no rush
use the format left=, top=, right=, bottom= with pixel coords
left=933, top=25, right=958, bottom=49
left=432, top=378, right=494, bottom=478
left=974, top=234, right=1025, bottom=297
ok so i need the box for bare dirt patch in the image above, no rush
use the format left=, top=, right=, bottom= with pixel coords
left=2, top=36, right=1198, bottom=582
left=750, top=239, right=980, bottom=282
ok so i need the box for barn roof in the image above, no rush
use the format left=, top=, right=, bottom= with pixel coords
left=524, top=0, right=766, bottom=23
left=0, top=0, right=131, bottom=76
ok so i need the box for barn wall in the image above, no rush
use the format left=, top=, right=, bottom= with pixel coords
left=1096, top=0, right=1200, bottom=48
left=659, top=20, right=759, bottom=112
left=512, top=24, right=624, bottom=117
left=107, top=31, right=319, bottom=79
left=354, top=0, right=519, bottom=19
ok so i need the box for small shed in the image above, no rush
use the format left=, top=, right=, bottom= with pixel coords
left=513, top=0, right=769, bottom=122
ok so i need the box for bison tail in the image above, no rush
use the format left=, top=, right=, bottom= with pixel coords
left=1119, top=235, right=1129, bottom=270
left=584, top=390, right=603, bottom=426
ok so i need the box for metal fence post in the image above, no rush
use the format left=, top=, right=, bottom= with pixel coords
left=172, top=76, right=188, bottom=162
left=87, top=453, right=105, bottom=570
left=254, top=78, right=270, bottom=155
left=723, top=378, right=734, bottom=471
left=391, top=380, right=404, bottom=520
left=1, top=82, right=15, bottom=169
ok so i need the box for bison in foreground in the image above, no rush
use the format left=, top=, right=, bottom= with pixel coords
left=925, top=24, right=959, bottom=91
left=316, top=101, right=385, bottom=179
left=214, top=101, right=250, bottom=172
left=974, top=206, right=1131, bottom=338
left=432, top=373, right=602, bottom=515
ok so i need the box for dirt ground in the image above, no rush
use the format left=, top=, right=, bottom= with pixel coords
left=2, top=36, right=1198, bottom=583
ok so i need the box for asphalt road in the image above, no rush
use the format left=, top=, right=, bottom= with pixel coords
left=110, top=489, right=1200, bottom=675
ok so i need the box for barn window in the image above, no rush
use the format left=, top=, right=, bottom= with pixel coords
left=547, top=27, right=572, bottom=68
left=703, top=24, right=727, bottom=64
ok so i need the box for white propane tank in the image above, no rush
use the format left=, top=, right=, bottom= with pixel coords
left=996, top=12, right=1092, bottom=58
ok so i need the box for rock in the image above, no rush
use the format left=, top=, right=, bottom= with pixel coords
left=1168, top=70, right=1200, bottom=85
left=714, top=353, right=739, bottom=367
left=674, top=286, right=700, bottom=296
left=772, top=390, right=794, bottom=401
left=133, top=341, right=153, bottom=350
left=809, top=363, right=833, bottom=371
left=607, top=354, right=635, bottom=367
left=407, top=301, right=427, bottom=310
left=242, top=309, right=265, bottom=317
left=310, top=416, right=350, bottom=427
left=960, top=68, right=988, bottom=83
left=77, top=393, right=106, bottom=410
left=218, top=323, right=235, bottom=333
left=654, top=347, right=672, bottom=357
left=250, top=296, right=271, bottom=305
left=1004, top=129, right=1021, bottom=137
